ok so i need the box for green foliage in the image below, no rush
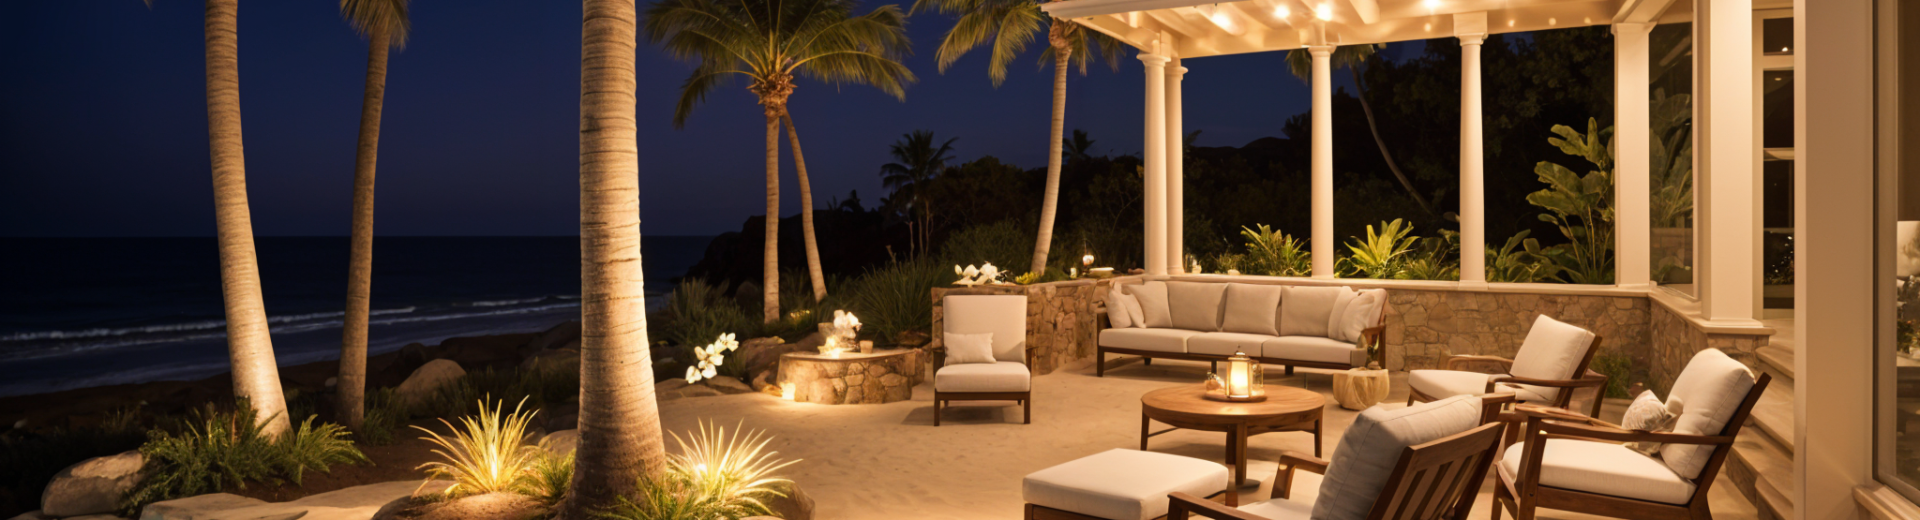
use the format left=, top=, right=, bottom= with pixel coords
left=0, top=406, right=146, bottom=515
left=601, top=421, right=797, bottom=520
left=1340, top=219, right=1419, bottom=279
left=1486, top=230, right=1563, bottom=283
left=124, top=401, right=367, bottom=511
left=1650, top=91, right=1695, bottom=229
left=1528, top=118, right=1616, bottom=284
left=1238, top=224, right=1310, bottom=277
left=417, top=365, right=580, bottom=420
left=938, top=221, right=1034, bottom=274
left=527, top=447, right=575, bottom=503
left=357, top=387, right=408, bottom=446
left=1588, top=351, right=1644, bottom=400
left=844, top=259, right=948, bottom=344
left=414, top=397, right=543, bottom=498
left=1397, top=229, right=1460, bottom=281
left=662, top=278, right=754, bottom=350
left=1208, top=252, right=1245, bottom=274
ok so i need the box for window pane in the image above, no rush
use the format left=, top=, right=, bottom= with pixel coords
left=1883, top=0, right=1920, bottom=499
left=1764, top=17, right=1793, bottom=55
left=1650, top=5, right=1695, bottom=295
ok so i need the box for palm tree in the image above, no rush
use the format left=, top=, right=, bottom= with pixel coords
left=562, top=0, right=668, bottom=516
left=911, top=0, right=1124, bottom=274
left=334, top=0, right=410, bottom=431
left=879, top=130, right=957, bottom=255
left=1062, top=129, right=1095, bottom=162
left=645, top=0, right=915, bottom=322
left=145, top=0, right=292, bottom=436
left=1285, top=44, right=1434, bottom=216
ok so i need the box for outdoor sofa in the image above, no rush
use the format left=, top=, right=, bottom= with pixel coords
left=1095, top=281, right=1385, bottom=376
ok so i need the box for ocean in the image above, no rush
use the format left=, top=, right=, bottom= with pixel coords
left=0, top=236, right=712, bottom=397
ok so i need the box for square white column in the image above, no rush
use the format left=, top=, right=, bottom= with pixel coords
left=1614, top=23, right=1654, bottom=288
left=1698, top=0, right=1759, bottom=325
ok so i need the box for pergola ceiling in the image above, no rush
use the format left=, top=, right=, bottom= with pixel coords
left=1042, top=0, right=1640, bottom=59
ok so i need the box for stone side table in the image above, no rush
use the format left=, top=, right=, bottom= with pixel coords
left=778, top=349, right=921, bottom=404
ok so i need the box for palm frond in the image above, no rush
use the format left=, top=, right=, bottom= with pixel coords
left=984, top=3, right=1043, bottom=85
left=340, top=0, right=412, bottom=48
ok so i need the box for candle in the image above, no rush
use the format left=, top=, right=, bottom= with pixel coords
left=1229, top=361, right=1250, bottom=397
left=781, top=382, right=796, bottom=400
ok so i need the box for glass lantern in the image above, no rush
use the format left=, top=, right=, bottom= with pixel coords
left=1204, top=350, right=1266, bottom=402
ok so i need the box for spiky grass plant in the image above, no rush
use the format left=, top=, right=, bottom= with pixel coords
left=413, top=397, right=542, bottom=497
left=525, top=448, right=575, bottom=502
left=600, top=421, right=800, bottom=520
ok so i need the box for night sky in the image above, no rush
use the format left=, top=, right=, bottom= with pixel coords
left=2, top=0, right=1404, bottom=237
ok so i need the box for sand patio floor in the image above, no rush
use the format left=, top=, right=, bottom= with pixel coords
left=655, top=358, right=1758, bottom=520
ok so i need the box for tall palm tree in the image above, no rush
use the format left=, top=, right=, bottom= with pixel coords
left=1286, top=44, right=1435, bottom=216
left=334, top=0, right=410, bottom=431
left=1062, top=128, right=1095, bottom=162
left=911, top=0, right=1124, bottom=274
left=145, top=0, right=292, bottom=436
left=563, top=0, right=668, bottom=516
left=879, top=130, right=957, bottom=255
left=645, top=0, right=915, bottom=323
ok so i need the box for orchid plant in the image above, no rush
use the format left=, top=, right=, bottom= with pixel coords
left=952, top=262, right=1004, bottom=286
left=821, top=310, right=863, bottom=355
left=685, top=333, right=740, bottom=384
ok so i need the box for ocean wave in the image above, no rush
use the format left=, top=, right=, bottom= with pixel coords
left=471, top=297, right=548, bottom=307
left=0, top=306, right=419, bottom=342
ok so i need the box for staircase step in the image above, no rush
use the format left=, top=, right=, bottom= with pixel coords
left=1729, top=424, right=1795, bottom=520
left=1757, top=345, right=1795, bottom=382
left=1751, top=378, right=1795, bottom=452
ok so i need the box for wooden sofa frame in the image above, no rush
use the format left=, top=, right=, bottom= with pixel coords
left=1093, top=296, right=1385, bottom=377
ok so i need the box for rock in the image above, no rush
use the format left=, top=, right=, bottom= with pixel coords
left=393, top=343, right=435, bottom=374
left=752, top=371, right=775, bottom=392
left=395, top=359, right=465, bottom=410
left=542, top=401, right=579, bottom=431
left=540, top=429, right=579, bottom=455
left=703, top=376, right=754, bottom=395
left=658, top=382, right=722, bottom=402
left=67, top=515, right=128, bottom=520
left=737, top=337, right=795, bottom=382
left=142, top=480, right=451, bottom=520
left=521, top=348, right=580, bottom=376
left=6, top=511, right=50, bottom=520
left=324, top=377, right=338, bottom=388
left=41, top=450, right=145, bottom=517
left=371, top=492, right=545, bottom=520
left=524, top=321, right=582, bottom=353
left=765, top=482, right=814, bottom=520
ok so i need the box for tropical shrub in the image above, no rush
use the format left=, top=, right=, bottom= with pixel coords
left=414, top=397, right=543, bottom=498
left=417, top=365, right=580, bottom=420
left=938, top=221, right=1034, bottom=276
left=844, top=258, right=947, bottom=344
left=1529, top=119, right=1616, bottom=284
left=602, top=421, right=798, bottom=520
left=1238, top=224, right=1310, bottom=277
left=1486, top=230, right=1562, bottom=283
left=662, top=278, right=754, bottom=349
left=526, top=447, right=574, bottom=502
left=1340, top=219, right=1418, bottom=279
left=123, top=401, right=366, bottom=511
left=1397, top=230, right=1460, bottom=281
left=357, top=387, right=408, bottom=445
left=1588, top=351, right=1644, bottom=399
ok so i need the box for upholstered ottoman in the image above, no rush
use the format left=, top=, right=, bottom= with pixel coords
left=1022, top=448, right=1230, bottom=520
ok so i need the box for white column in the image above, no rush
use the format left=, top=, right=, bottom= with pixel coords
left=1457, top=13, right=1488, bottom=286
left=1698, top=0, right=1758, bottom=325
left=1614, top=22, right=1654, bottom=289
left=1142, top=51, right=1170, bottom=276
left=1167, top=60, right=1187, bottom=273
left=1310, top=44, right=1336, bottom=278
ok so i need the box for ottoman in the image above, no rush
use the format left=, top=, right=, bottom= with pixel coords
left=1022, top=449, right=1231, bottom=520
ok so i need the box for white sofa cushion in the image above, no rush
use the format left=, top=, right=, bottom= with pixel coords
left=1127, top=282, right=1175, bottom=328
left=1313, top=395, right=1484, bottom=520
left=1105, top=288, right=1135, bottom=329
left=1325, top=287, right=1358, bottom=337
left=943, top=332, right=997, bottom=366
left=1167, top=282, right=1228, bottom=332
left=1409, top=369, right=1552, bottom=403
left=1023, top=448, right=1230, bottom=520
left=943, top=294, right=1029, bottom=363
left=1508, top=315, right=1597, bottom=401
left=1335, top=289, right=1386, bottom=343
left=1100, top=328, right=1200, bottom=354
left=1119, top=294, right=1147, bottom=328
left=935, top=361, right=1031, bottom=393
left=1279, top=286, right=1342, bottom=337
left=1660, top=348, right=1755, bottom=479
left=1221, top=283, right=1284, bottom=336
left=1262, top=336, right=1361, bottom=366
left=1500, top=439, right=1697, bottom=505
left=1188, top=332, right=1275, bottom=357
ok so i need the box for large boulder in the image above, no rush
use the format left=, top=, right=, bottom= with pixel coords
left=656, top=379, right=722, bottom=401
left=738, top=336, right=809, bottom=383
left=140, top=480, right=451, bottom=520
left=541, top=401, right=579, bottom=432
left=395, top=359, right=466, bottom=410
left=521, top=321, right=581, bottom=357
left=540, top=429, right=579, bottom=456
left=765, top=482, right=814, bottom=520
left=41, top=450, right=145, bottom=517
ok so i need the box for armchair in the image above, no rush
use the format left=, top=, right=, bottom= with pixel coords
left=1408, top=315, right=1608, bottom=417
left=932, top=295, right=1031, bottom=426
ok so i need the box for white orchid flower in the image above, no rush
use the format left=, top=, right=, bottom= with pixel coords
left=709, top=353, right=725, bottom=366
left=955, top=265, right=964, bottom=275
left=702, top=365, right=717, bottom=379
left=694, top=347, right=709, bottom=362
left=964, top=265, right=980, bottom=279
left=685, top=366, right=701, bottom=383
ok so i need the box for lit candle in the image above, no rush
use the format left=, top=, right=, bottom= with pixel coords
left=1229, top=360, right=1250, bottom=397
left=781, top=382, right=796, bottom=400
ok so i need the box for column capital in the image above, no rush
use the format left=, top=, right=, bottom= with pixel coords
left=1454, top=12, right=1488, bottom=46
left=1172, top=65, right=1188, bottom=78
left=1611, top=21, right=1654, bottom=36
left=1306, top=45, right=1335, bottom=58
left=1458, top=34, right=1486, bottom=46
left=1138, top=53, right=1171, bottom=67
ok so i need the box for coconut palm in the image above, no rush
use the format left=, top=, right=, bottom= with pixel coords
left=143, top=0, right=292, bottom=436
left=911, top=0, right=1124, bottom=274
left=1285, top=44, right=1435, bottom=216
left=563, top=0, right=669, bottom=516
left=334, top=0, right=410, bottom=431
left=1063, top=129, right=1095, bottom=162
left=879, top=130, right=957, bottom=255
left=645, top=0, right=915, bottom=322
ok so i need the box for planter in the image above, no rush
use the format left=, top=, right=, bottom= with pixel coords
left=1331, top=368, right=1392, bottom=410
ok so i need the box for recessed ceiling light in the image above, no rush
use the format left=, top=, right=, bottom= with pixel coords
left=1315, top=4, right=1333, bottom=20
left=1422, top=0, right=1439, bottom=10
left=1274, top=5, right=1290, bottom=18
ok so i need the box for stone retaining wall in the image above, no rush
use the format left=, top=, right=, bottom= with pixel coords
left=1382, top=289, right=1653, bottom=372
left=778, top=350, right=923, bottom=405
left=929, top=279, right=1113, bottom=376
left=1649, top=303, right=1767, bottom=395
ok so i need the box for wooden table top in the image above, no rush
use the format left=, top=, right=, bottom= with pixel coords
left=1141, top=383, right=1325, bottom=424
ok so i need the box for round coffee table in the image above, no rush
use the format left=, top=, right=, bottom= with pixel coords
left=1140, top=383, right=1325, bottom=485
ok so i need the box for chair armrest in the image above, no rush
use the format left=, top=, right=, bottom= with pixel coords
left=1446, top=355, right=1515, bottom=371
left=1092, top=300, right=1112, bottom=331
left=927, top=345, right=947, bottom=373
left=1535, top=418, right=1737, bottom=446
left=1488, top=374, right=1611, bottom=389
left=1167, top=492, right=1267, bottom=520
left=1273, top=451, right=1328, bottom=500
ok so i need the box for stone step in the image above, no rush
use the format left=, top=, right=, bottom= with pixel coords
left=1729, top=424, right=1794, bottom=520
left=1757, top=345, right=1795, bottom=382
left=1751, top=377, right=1795, bottom=453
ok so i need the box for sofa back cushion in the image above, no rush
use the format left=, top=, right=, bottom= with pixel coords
left=1508, top=315, right=1597, bottom=401
left=1166, top=282, right=1228, bottom=331
left=1220, top=284, right=1285, bottom=336
left=1325, top=288, right=1359, bottom=338
left=943, top=294, right=1029, bottom=363
left=1313, top=395, right=1484, bottom=520
left=1334, top=289, right=1386, bottom=343
left=1105, top=288, right=1135, bottom=329
left=1660, top=348, right=1756, bottom=479
left=1279, top=286, right=1343, bottom=337
left=1126, top=282, right=1174, bottom=328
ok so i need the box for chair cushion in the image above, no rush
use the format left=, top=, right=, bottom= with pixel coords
left=1105, top=288, right=1135, bottom=329
left=1509, top=315, right=1597, bottom=401
left=1314, top=395, right=1484, bottom=520
left=1024, top=449, right=1229, bottom=520
left=1279, top=286, right=1342, bottom=337
left=943, top=332, right=997, bottom=366
left=934, top=361, right=1031, bottom=393
left=944, top=294, right=1029, bottom=363
left=1408, top=369, right=1554, bottom=403
left=1221, top=283, right=1284, bottom=336
left=1661, top=348, right=1756, bottom=479
left=1100, top=328, right=1201, bottom=354
left=1262, top=336, right=1361, bottom=366
left=1187, top=332, right=1275, bottom=357
left=1237, top=499, right=1312, bottom=519
left=1334, top=289, right=1386, bottom=343
left=1167, top=282, right=1228, bottom=332
left=1127, top=282, right=1175, bottom=328
left=1500, top=439, right=1697, bottom=505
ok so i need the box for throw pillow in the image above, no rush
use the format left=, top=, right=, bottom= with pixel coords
left=1128, top=282, right=1174, bottom=328
left=1621, top=390, right=1682, bottom=456
left=1167, top=282, right=1229, bottom=331
left=1325, top=287, right=1359, bottom=338
left=1279, top=286, right=1342, bottom=337
left=1105, top=288, right=1134, bottom=329
left=943, top=332, right=996, bottom=366
left=1335, top=289, right=1387, bottom=343
left=1220, top=283, right=1284, bottom=335
left=1120, top=294, right=1148, bottom=328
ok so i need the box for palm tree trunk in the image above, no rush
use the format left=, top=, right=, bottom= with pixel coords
left=204, top=0, right=290, bottom=437
left=782, top=114, right=828, bottom=301
left=1030, top=43, right=1071, bottom=275
left=762, top=112, right=781, bottom=323
left=1350, top=66, right=1434, bottom=216
left=337, top=26, right=390, bottom=431
left=563, top=1, right=667, bottom=516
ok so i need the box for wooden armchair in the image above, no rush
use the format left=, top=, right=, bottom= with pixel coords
left=1408, top=315, right=1609, bottom=417
left=931, top=295, right=1032, bottom=426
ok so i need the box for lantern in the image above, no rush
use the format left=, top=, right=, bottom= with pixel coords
left=1082, top=254, right=1095, bottom=267
left=1205, top=350, right=1266, bottom=402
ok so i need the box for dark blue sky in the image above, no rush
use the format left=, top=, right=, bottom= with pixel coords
left=2, top=0, right=1402, bottom=237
